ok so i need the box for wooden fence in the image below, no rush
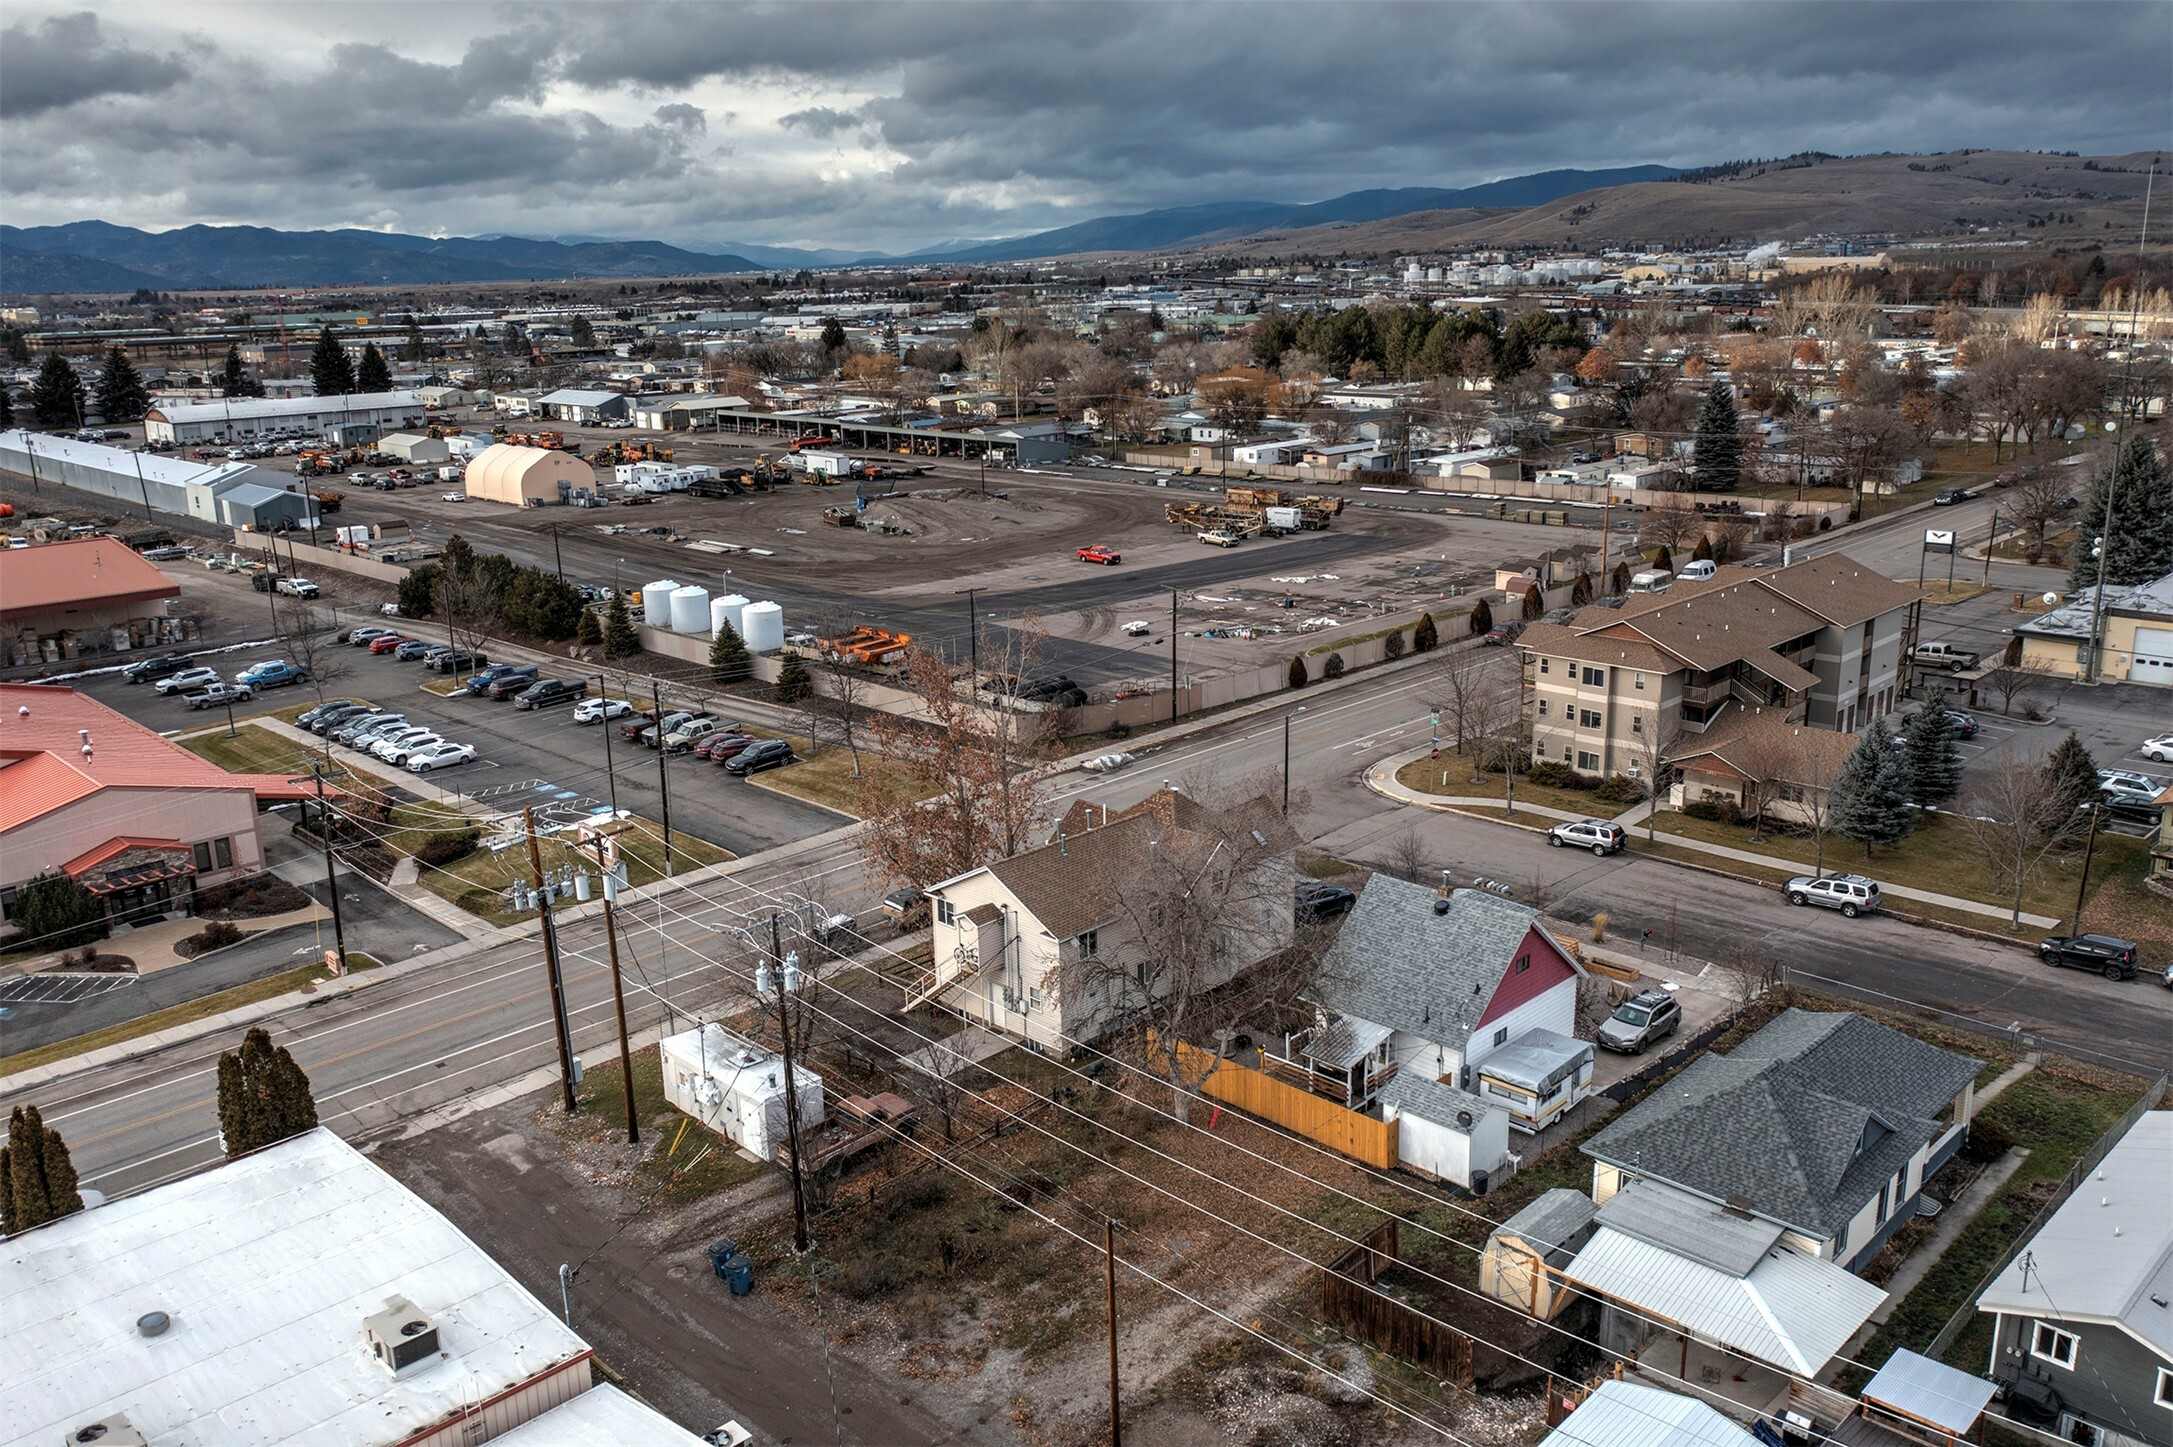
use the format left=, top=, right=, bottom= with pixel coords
left=1155, top=1035, right=1399, bottom=1169
left=1319, top=1219, right=1476, bottom=1386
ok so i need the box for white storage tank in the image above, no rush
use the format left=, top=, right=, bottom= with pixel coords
left=669, top=585, right=711, bottom=635
left=712, top=592, right=751, bottom=638
left=641, top=580, right=678, bottom=627
left=740, top=600, right=784, bottom=652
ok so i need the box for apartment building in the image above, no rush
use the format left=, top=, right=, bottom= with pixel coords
left=1516, top=553, right=1920, bottom=780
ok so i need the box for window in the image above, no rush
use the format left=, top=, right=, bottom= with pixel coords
left=1581, top=666, right=1606, bottom=686
left=1635, top=672, right=1646, bottom=690
left=1533, top=740, right=1548, bottom=759
left=1631, top=714, right=1643, bottom=734
left=1579, top=708, right=1603, bottom=728
left=192, top=841, right=213, bottom=872
left=1027, top=987, right=1042, bottom=1011
left=1514, top=954, right=1530, bottom=974
left=1536, top=699, right=1548, bottom=717
left=935, top=898, right=957, bottom=926
left=214, top=837, right=233, bottom=869
left=1492, top=1027, right=1510, bottom=1047
left=1539, top=658, right=1550, bottom=674
left=2155, top=1366, right=2173, bottom=1410
left=1577, top=751, right=1601, bottom=771
left=2030, top=1322, right=2078, bottom=1369
left=1076, top=929, right=1099, bottom=956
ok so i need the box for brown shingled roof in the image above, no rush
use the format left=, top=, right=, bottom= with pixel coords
left=1611, top=580, right=1825, bottom=672
left=1752, top=553, right=1923, bottom=627
left=1518, top=620, right=1682, bottom=674
left=1671, top=709, right=1860, bottom=784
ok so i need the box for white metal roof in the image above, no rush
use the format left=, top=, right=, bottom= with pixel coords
left=491, top=1385, right=711, bottom=1445
left=1860, top=1348, right=1995, bottom=1436
left=149, top=391, right=422, bottom=424
left=536, top=389, right=620, bottom=407
left=0, top=429, right=246, bottom=488
left=1540, top=1379, right=1757, bottom=1447
left=1976, top=1110, right=2173, bottom=1357
left=0, top=1128, right=590, bottom=1447
left=1564, top=1225, right=1886, bottom=1374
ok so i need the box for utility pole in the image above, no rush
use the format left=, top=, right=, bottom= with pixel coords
left=771, top=914, right=811, bottom=1255
left=597, top=674, right=619, bottom=818
left=2069, top=802, right=2101, bottom=934
left=587, top=832, right=639, bottom=1144
left=961, top=587, right=982, bottom=684
left=1983, top=505, right=1998, bottom=586
left=1105, top=1217, right=1123, bottom=1447
left=2087, top=163, right=2154, bottom=684
left=524, top=805, right=579, bottom=1113
left=1169, top=586, right=1180, bottom=724
left=650, top=680, right=674, bottom=876
left=550, top=523, right=564, bottom=582
left=310, top=767, right=348, bottom=974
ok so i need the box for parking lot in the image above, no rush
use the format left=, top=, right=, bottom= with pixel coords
left=1904, top=677, right=2170, bottom=836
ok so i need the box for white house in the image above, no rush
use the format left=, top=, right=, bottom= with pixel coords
left=659, top=1022, right=824, bottom=1163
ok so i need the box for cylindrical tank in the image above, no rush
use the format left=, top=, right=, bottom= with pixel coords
left=712, top=593, right=751, bottom=638
left=642, top=580, right=678, bottom=627
left=740, top=600, right=784, bottom=652
left=669, top=585, right=711, bottom=635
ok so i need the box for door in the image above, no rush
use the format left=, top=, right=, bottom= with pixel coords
left=2129, top=626, right=2173, bottom=685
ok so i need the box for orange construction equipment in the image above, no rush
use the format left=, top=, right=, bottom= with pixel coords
left=816, top=627, right=913, bottom=666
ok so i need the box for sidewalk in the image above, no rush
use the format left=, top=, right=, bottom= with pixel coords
left=1364, top=745, right=2061, bottom=929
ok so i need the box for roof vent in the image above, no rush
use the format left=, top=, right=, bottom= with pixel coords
left=70, top=1416, right=148, bottom=1447
left=364, top=1295, right=442, bottom=1376
left=1432, top=897, right=1451, bottom=916
left=1456, top=1110, right=1474, bottom=1128
left=136, top=1311, right=170, bottom=1338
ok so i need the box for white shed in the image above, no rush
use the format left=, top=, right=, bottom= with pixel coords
left=378, top=432, right=452, bottom=465
left=1376, top=1073, right=1511, bottom=1189
left=658, top=1023, right=823, bottom=1163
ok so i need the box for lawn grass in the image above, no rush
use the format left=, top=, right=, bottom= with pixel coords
left=1918, top=580, right=1993, bottom=606
left=562, top=1049, right=770, bottom=1203
left=406, top=812, right=731, bottom=925
left=176, top=722, right=329, bottom=777
left=1396, top=757, right=1623, bottom=818
left=1297, top=851, right=1354, bottom=879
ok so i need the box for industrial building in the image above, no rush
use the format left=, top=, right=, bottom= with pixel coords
left=0, top=1127, right=711, bottom=1447
left=142, top=390, right=426, bottom=445
left=534, top=388, right=629, bottom=424
left=377, top=431, right=453, bottom=465
left=463, top=443, right=594, bottom=506
left=1, top=537, right=183, bottom=664
left=0, top=430, right=319, bottom=532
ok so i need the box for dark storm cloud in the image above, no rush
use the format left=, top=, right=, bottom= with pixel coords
left=3, top=1, right=2166, bottom=250
left=0, top=11, right=189, bottom=117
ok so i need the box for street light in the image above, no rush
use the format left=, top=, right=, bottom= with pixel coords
left=1282, top=706, right=1307, bottom=814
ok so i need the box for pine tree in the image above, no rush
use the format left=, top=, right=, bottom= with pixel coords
left=1288, top=655, right=1310, bottom=689
left=576, top=608, right=603, bottom=647
left=570, top=316, right=596, bottom=349
left=309, top=328, right=356, bottom=396
left=1829, top=720, right=1914, bottom=857
left=1411, top=611, right=1439, bottom=653
left=221, top=345, right=256, bottom=398
left=1609, top=561, right=1630, bottom=595
left=1383, top=628, right=1406, bottom=660
left=1322, top=651, right=1347, bottom=679
left=1569, top=571, right=1594, bottom=606
left=356, top=343, right=394, bottom=393
left=28, top=351, right=85, bottom=428
left=93, top=346, right=149, bottom=422
left=2041, top=729, right=2102, bottom=817
left=1652, top=545, right=1675, bottom=574
left=0, top=387, right=12, bottom=429
left=1691, top=381, right=1741, bottom=492
left=775, top=653, right=812, bottom=704
left=1691, top=532, right=1714, bottom=563
left=1521, top=584, right=1546, bottom=621
left=217, top=1027, right=317, bottom=1157
left=2068, top=436, right=2173, bottom=591
left=601, top=592, right=640, bottom=658
left=1, top=1104, right=85, bottom=1235
left=402, top=315, right=427, bottom=362
left=709, top=621, right=752, bottom=683
left=1903, top=700, right=1963, bottom=811
left=1467, top=597, right=1494, bottom=636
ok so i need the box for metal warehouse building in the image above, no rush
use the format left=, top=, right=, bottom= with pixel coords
left=143, top=391, right=426, bottom=445
left=0, top=431, right=320, bottom=532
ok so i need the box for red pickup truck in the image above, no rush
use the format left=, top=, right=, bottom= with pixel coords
left=1076, top=544, right=1121, bottom=565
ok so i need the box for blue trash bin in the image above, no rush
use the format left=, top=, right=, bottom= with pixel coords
left=722, top=1253, right=754, bottom=1297
left=706, top=1239, right=737, bottom=1279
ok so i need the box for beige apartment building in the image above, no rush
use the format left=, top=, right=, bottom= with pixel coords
left=1516, top=554, right=1920, bottom=783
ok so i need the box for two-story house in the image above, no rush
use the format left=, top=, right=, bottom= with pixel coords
left=1975, top=1110, right=2172, bottom=1447
left=1515, top=553, right=1922, bottom=781
left=915, top=787, right=1295, bottom=1052
left=1582, top=1008, right=1980, bottom=1273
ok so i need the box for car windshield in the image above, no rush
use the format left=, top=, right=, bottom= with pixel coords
left=1611, top=1004, right=1651, bottom=1026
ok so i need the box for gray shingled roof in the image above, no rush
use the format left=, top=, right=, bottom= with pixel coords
left=1596, top=1179, right=1785, bottom=1276
left=1493, top=1187, right=1598, bottom=1262
left=1313, top=875, right=1567, bottom=1048
left=1376, top=1072, right=1495, bottom=1131
left=1583, top=1009, right=1980, bottom=1238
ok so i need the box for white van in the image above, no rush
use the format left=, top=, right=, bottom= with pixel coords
left=1627, top=569, right=1673, bottom=594
left=1677, top=559, right=1717, bottom=582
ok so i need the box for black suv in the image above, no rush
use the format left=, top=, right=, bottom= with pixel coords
left=514, top=678, right=587, bottom=711
left=2037, top=933, right=2140, bottom=980
left=723, top=738, right=795, bottom=775
left=122, top=654, right=188, bottom=684
left=1295, top=880, right=1357, bottom=923
left=431, top=650, right=488, bottom=674
left=485, top=668, right=542, bottom=700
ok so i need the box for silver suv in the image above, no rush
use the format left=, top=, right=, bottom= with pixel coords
left=1597, top=989, right=1682, bottom=1054
left=1548, top=818, right=1625, bottom=856
left=1785, top=873, right=1882, bottom=918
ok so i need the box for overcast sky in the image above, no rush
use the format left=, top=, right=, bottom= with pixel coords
left=3, top=1, right=2166, bottom=255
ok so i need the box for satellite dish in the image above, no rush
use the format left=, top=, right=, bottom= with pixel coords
left=2043, top=592, right=2060, bottom=607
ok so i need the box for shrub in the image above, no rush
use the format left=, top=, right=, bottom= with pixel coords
left=1321, top=652, right=1346, bottom=680
left=1288, top=655, right=1309, bottom=689
left=1410, top=612, right=1439, bottom=653
left=1382, top=629, right=1406, bottom=661
left=835, top=1254, right=904, bottom=1300
left=1528, top=760, right=1583, bottom=789
left=1684, top=799, right=1725, bottom=822
left=414, top=831, right=482, bottom=869
left=188, top=920, right=244, bottom=952
left=1592, top=773, right=1646, bottom=806
left=11, top=873, right=106, bottom=951
left=1958, top=1115, right=2015, bottom=1165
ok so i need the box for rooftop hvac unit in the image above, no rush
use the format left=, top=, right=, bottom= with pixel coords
left=68, top=1414, right=150, bottom=1446
left=364, top=1294, right=442, bottom=1376
left=733, top=1047, right=764, bottom=1067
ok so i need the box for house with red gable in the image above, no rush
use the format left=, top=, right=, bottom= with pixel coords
left=0, top=683, right=324, bottom=939
left=1296, top=874, right=1593, bottom=1130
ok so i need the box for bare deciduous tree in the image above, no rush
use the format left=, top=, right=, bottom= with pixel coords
left=1978, top=654, right=2059, bottom=720
left=276, top=603, right=353, bottom=712
left=1427, top=646, right=1519, bottom=783
left=2007, top=469, right=2074, bottom=564
left=1629, top=709, right=1688, bottom=844
left=1640, top=504, right=1702, bottom=554
left=1956, top=753, right=2089, bottom=926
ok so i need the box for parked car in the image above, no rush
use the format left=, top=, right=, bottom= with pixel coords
left=368, top=633, right=409, bottom=655
left=485, top=669, right=542, bottom=700
left=1295, top=880, right=1357, bottom=923
left=692, top=732, right=746, bottom=761
left=184, top=682, right=253, bottom=710
left=430, top=650, right=488, bottom=674
left=297, top=698, right=367, bottom=729
left=342, top=718, right=414, bottom=750
left=349, top=626, right=397, bottom=648
left=723, top=738, right=795, bottom=775
left=155, top=666, right=222, bottom=695
left=275, top=577, right=321, bottom=597
left=308, top=702, right=376, bottom=734
left=574, top=697, right=634, bottom=724
left=1076, top=545, right=1121, bottom=565
left=663, top=717, right=727, bottom=753
left=1911, top=640, right=1980, bottom=671
left=237, top=660, right=308, bottom=688
left=406, top=741, right=477, bottom=773
left=371, top=727, right=440, bottom=762
left=881, top=886, right=928, bottom=930
left=393, top=639, right=439, bottom=661
left=1482, top=621, right=1524, bottom=646
left=1197, top=529, right=1243, bottom=547
left=2036, top=933, right=2140, bottom=980
left=619, top=708, right=666, bottom=741
left=334, top=712, right=406, bottom=745
left=706, top=734, right=760, bottom=764
left=1596, top=989, right=1683, bottom=1054
left=1784, top=873, right=1882, bottom=917
left=2141, top=735, right=2173, bottom=763
left=468, top=663, right=536, bottom=696
left=640, top=710, right=700, bottom=748
left=514, top=678, right=586, bottom=710
left=1548, top=818, right=1625, bottom=855
left=1932, top=487, right=1971, bottom=506
left=2096, top=774, right=2162, bottom=811
left=122, top=654, right=188, bottom=684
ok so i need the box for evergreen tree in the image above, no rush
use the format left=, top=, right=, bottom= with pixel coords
left=576, top=608, right=603, bottom=648
left=1569, top=570, right=1594, bottom=606
left=1, top=1104, right=84, bottom=1235
left=10, top=873, right=105, bottom=950
left=0, top=387, right=12, bottom=429
left=775, top=653, right=812, bottom=704
left=2, top=329, right=27, bottom=364
left=396, top=564, right=440, bottom=619
left=1411, top=611, right=1439, bottom=653
left=1382, top=628, right=1406, bottom=661
left=1829, top=720, right=1914, bottom=856
left=1467, top=597, right=1494, bottom=637
left=402, top=315, right=427, bottom=362
left=28, top=351, right=85, bottom=428
left=1691, top=381, right=1741, bottom=492
left=93, top=346, right=149, bottom=422
left=220, top=344, right=261, bottom=398
left=1322, top=651, right=1347, bottom=679
left=819, top=318, right=849, bottom=355
left=309, top=328, right=356, bottom=396
left=217, top=1027, right=317, bottom=1157
left=1609, top=561, right=1630, bottom=595
left=1690, top=532, right=1714, bottom=563
left=1521, top=584, right=1546, bottom=621
left=1287, top=655, right=1310, bottom=689
left=709, top=621, right=752, bottom=683
left=1902, top=700, right=1963, bottom=811
left=1652, top=544, right=1675, bottom=573
left=601, top=592, right=641, bottom=658
left=355, top=343, right=393, bottom=393
left=2068, top=436, right=2173, bottom=591
left=569, top=316, right=596, bottom=349
left=2041, top=729, right=2102, bottom=816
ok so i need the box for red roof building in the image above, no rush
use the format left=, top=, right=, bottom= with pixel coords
left=0, top=537, right=184, bottom=666
left=0, top=684, right=319, bottom=939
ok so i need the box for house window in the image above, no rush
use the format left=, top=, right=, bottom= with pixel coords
left=1533, top=740, right=1548, bottom=759
left=1579, top=709, right=1603, bottom=728
left=1514, top=954, right=1530, bottom=974
left=1539, top=658, right=1550, bottom=674
left=1577, top=751, right=1601, bottom=771
left=1631, top=714, right=1643, bottom=733
left=1027, top=987, right=1042, bottom=1012
left=935, top=899, right=956, bottom=926
left=1492, top=1026, right=1510, bottom=1047
left=1537, top=700, right=1548, bottom=717
left=215, top=837, right=233, bottom=869
left=2155, top=1366, right=2173, bottom=1410
left=1635, top=672, right=1646, bottom=690
left=1581, top=666, right=1605, bottom=686
left=2030, top=1322, right=2078, bottom=1369
left=192, top=841, right=213, bottom=871
left=1076, top=929, right=1099, bottom=956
